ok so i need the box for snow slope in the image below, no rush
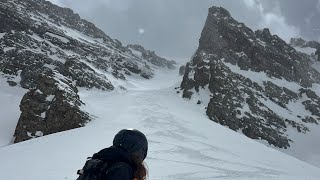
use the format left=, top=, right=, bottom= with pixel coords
left=294, top=46, right=320, bottom=77
left=293, top=46, right=317, bottom=56
left=0, top=77, right=27, bottom=147
left=0, top=68, right=320, bottom=180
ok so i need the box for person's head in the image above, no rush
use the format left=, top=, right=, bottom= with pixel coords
left=113, top=129, right=148, bottom=180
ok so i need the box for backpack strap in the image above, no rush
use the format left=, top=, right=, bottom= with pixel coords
left=77, top=157, right=109, bottom=175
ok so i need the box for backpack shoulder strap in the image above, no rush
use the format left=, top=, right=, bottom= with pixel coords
left=77, top=157, right=109, bottom=176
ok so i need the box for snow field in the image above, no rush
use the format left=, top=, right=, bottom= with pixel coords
left=0, top=68, right=320, bottom=179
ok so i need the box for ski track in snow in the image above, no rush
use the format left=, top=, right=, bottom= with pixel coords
left=0, top=68, right=320, bottom=180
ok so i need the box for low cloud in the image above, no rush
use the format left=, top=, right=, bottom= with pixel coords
left=261, top=13, right=300, bottom=41
left=48, top=0, right=318, bottom=58
left=242, top=0, right=300, bottom=41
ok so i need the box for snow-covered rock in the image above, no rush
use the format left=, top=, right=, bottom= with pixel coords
left=180, top=6, right=320, bottom=151
left=0, top=0, right=175, bottom=143
left=290, top=37, right=320, bottom=78
left=127, top=44, right=176, bottom=71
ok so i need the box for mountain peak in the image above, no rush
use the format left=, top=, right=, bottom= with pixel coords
left=255, top=28, right=272, bottom=37
left=208, top=6, right=232, bottom=19
left=181, top=6, right=320, bottom=149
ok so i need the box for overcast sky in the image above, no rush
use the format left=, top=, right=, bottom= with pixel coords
left=49, top=0, right=320, bottom=59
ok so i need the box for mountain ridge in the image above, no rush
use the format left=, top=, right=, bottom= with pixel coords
left=180, top=6, right=320, bottom=150
left=0, top=0, right=175, bottom=143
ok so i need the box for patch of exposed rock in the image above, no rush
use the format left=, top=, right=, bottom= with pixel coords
left=127, top=44, right=176, bottom=70
left=14, top=74, right=90, bottom=143
left=179, top=65, right=186, bottom=76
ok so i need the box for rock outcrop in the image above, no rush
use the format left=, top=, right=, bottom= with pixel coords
left=14, top=74, right=90, bottom=143
left=127, top=44, right=176, bottom=70
left=180, top=6, right=320, bottom=148
left=179, top=65, right=186, bottom=76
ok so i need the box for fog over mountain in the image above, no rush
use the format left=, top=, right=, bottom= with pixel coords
left=48, top=0, right=320, bottom=59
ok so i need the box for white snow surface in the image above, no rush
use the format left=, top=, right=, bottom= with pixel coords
left=0, top=77, right=27, bottom=147
left=0, top=32, right=5, bottom=39
left=311, top=61, right=320, bottom=73
left=129, top=47, right=143, bottom=57
left=0, top=68, right=320, bottom=180
left=293, top=46, right=317, bottom=56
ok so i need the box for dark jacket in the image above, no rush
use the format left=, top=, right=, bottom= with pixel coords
left=92, top=146, right=136, bottom=180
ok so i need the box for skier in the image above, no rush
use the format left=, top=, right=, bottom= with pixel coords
left=76, top=129, right=148, bottom=180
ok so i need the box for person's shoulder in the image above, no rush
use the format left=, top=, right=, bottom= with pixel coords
left=110, top=161, right=133, bottom=171
left=105, top=161, right=134, bottom=180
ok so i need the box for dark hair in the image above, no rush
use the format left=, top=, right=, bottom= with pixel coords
left=131, top=153, right=148, bottom=180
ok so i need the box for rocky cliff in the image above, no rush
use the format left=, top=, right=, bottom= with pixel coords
left=180, top=6, right=320, bottom=148
left=127, top=44, right=176, bottom=70
left=0, top=0, right=175, bottom=143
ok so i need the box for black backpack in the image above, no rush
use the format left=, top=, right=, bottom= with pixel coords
left=76, top=157, right=109, bottom=180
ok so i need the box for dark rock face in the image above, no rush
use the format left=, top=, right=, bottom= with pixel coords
left=63, top=59, right=114, bottom=91
left=290, top=38, right=307, bottom=47
left=290, top=38, right=320, bottom=49
left=0, top=0, right=174, bottom=143
left=14, top=75, right=90, bottom=142
left=179, top=65, right=186, bottom=76
left=127, top=44, right=176, bottom=70
left=180, top=6, right=320, bottom=148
